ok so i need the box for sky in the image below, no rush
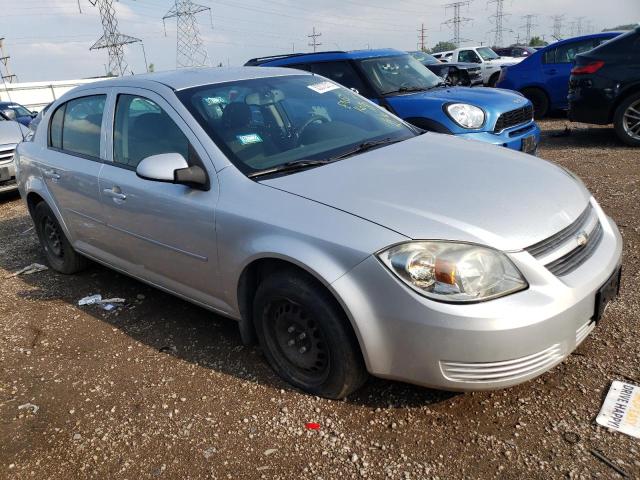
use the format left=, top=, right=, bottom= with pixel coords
left=2, top=0, right=639, bottom=83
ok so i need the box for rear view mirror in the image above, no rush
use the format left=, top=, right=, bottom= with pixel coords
left=2, top=109, right=16, bottom=121
left=136, top=152, right=208, bottom=190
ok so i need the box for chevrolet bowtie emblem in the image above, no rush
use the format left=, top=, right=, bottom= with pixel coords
left=576, top=231, right=589, bottom=247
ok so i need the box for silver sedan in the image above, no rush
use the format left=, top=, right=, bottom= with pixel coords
left=15, top=67, right=622, bottom=398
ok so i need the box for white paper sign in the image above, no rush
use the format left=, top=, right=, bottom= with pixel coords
left=596, top=381, right=640, bottom=438
left=307, top=81, right=340, bottom=94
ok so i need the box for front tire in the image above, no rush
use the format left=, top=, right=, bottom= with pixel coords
left=613, top=92, right=640, bottom=147
left=253, top=269, right=367, bottom=399
left=487, top=72, right=500, bottom=87
left=521, top=87, right=549, bottom=119
left=33, top=202, right=87, bottom=274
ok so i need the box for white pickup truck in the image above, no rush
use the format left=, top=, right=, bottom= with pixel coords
left=433, top=46, right=523, bottom=86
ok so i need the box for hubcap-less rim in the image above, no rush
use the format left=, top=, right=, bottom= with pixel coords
left=622, top=99, right=640, bottom=140
left=43, top=216, right=63, bottom=258
left=267, top=299, right=329, bottom=381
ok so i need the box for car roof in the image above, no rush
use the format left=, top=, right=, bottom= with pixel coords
left=538, top=31, right=622, bottom=52
left=248, top=49, right=406, bottom=66
left=68, top=66, right=309, bottom=92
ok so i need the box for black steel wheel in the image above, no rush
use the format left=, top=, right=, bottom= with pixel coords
left=33, top=202, right=87, bottom=274
left=253, top=269, right=368, bottom=399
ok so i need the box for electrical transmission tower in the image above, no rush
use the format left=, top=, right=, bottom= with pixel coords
left=550, top=15, right=564, bottom=40
left=308, top=27, right=322, bottom=52
left=520, top=14, right=537, bottom=44
left=0, top=38, right=17, bottom=83
left=487, top=0, right=511, bottom=47
left=417, top=23, right=428, bottom=51
left=163, top=0, right=211, bottom=68
left=89, top=0, right=141, bottom=76
left=442, top=1, right=472, bottom=47
left=575, top=16, right=585, bottom=36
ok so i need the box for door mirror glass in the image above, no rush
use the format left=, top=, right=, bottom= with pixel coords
left=2, top=109, right=16, bottom=120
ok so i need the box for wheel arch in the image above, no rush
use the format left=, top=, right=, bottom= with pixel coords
left=609, top=83, right=640, bottom=123
left=236, top=256, right=367, bottom=368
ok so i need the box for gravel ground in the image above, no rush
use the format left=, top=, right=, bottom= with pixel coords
left=1, top=118, right=639, bottom=480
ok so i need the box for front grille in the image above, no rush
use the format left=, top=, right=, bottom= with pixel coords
left=440, top=343, right=563, bottom=383
left=0, top=144, right=16, bottom=164
left=494, top=105, right=534, bottom=132
left=526, top=204, right=603, bottom=276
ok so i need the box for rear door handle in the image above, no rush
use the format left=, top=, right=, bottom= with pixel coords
left=545, top=69, right=557, bottom=75
left=103, top=188, right=127, bottom=201
left=43, top=169, right=61, bottom=180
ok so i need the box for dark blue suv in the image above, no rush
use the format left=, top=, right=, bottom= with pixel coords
left=247, top=49, right=540, bottom=154
left=496, top=32, right=620, bottom=118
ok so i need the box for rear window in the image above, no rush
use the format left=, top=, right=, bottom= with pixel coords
left=589, top=30, right=640, bottom=56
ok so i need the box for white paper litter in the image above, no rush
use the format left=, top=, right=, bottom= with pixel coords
left=596, top=381, right=640, bottom=439
left=18, top=403, right=39, bottom=414
left=77, top=295, right=125, bottom=307
left=6, top=263, right=48, bottom=278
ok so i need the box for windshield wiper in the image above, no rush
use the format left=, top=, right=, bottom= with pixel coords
left=382, top=85, right=430, bottom=95
left=248, top=159, right=332, bottom=179
left=248, top=138, right=405, bottom=179
left=330, top=138, right=404, bottom=160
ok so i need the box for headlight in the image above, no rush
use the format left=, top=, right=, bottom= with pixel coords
left=445, top=103, right=485, bottom=129
left=377, top=241, right=527, bottom=303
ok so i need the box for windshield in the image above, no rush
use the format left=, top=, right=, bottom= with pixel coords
left=410, top=51, right=439, bottom=65
left=357, top=54, right=442, bottom=95
left=477, top=47, right=500, bottom=60
left=178, top=75, right=415, bottom=176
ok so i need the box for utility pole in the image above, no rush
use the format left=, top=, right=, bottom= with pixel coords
left=487, top=0, right=511, bottom=47
left=163, top=0, right=211, bottom=68
left=0, top=38, right=17, bottom=83
left=308, top=27, right=322, bottom=53
left=417, top=23, right=428, bottom=51
left=442, top=1, right=472, bottom=47
left=88, top=0, right=141, bottom=76
left=520, top=14, right=537, bottom=45
left=550, top=15, right=564, bottom=40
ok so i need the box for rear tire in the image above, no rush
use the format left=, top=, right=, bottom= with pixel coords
left=33, top=202, right=87, bottom=274
left=253, top=269, right=368, bottom=399
left=521, top=87, right=549, bottom=119
left=613, top=92, right=640, bottom=147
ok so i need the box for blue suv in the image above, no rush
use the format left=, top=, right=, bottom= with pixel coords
left=496, top=32, right=620, bottom=118
left=247, top=49, right=540, bottom=154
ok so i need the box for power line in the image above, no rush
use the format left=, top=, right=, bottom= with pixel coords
left=550, top=14, right=565, bottom=40
left=88, top=0, right=141, bottom=76
left=163, top=0, right=211, bottom=68
left=0, top=38, right=17, bottom=83
left=487, top=0, right=511, bottom=47
left=442, top=1, right=472, bottom=47
left=521, top=14, right=537, bottom=44
left=308, top=26, right=322, bottom=53
left=417, top=23, right=428, bottom=51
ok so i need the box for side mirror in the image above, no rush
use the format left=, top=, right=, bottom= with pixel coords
left=2, top=109, right=16, bottom=120
left=136, top=153, right=209, bottom=190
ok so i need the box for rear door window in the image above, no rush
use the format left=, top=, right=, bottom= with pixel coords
left=543, top=38, right=609, bottom=64
left=59, top=95, right=106, bottom=159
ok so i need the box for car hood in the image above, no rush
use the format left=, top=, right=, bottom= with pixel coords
left=388, top=85, right=529, bottom=111
left=0, top=120, right=25, bottom=145
left=490, top=56, right=522, bottom=66
left=261, top=134, right=591, bottom=251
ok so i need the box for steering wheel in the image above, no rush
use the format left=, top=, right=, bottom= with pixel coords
left=296, top=115, right=329, bottom=144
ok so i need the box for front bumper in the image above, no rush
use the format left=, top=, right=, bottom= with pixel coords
left=331, top=207, right=622, bottom=391
left=0, top=160, right=17, bottom=193
left=458, top=121, right=541, bottom=154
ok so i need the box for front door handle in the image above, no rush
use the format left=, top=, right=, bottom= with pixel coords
left=103, top=187, right=127, bottom=201
left=43, top=169, right=61, bottom=180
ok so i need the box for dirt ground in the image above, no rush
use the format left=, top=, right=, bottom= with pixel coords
left=1, top=118, right=639, bottom=480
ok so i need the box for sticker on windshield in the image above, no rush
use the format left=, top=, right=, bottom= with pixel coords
left=204, top=96, right=225, bottom=106
left=307, top=81, right=340, bottom=94
left=236, top=133, right=263, bottom=145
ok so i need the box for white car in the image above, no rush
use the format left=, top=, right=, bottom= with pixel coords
left=0, top=110, right=28, bottom=193
left=434, top=46, right=523, bottom=86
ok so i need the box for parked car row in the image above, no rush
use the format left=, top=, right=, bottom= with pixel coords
left=15, top=66, right=622, bottom=399
left=409, top=51, right=483, bottom=86
left=247, top=49, right=540, bottom=154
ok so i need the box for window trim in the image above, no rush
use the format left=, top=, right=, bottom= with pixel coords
left=46, top=93, right=107, bottom=162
